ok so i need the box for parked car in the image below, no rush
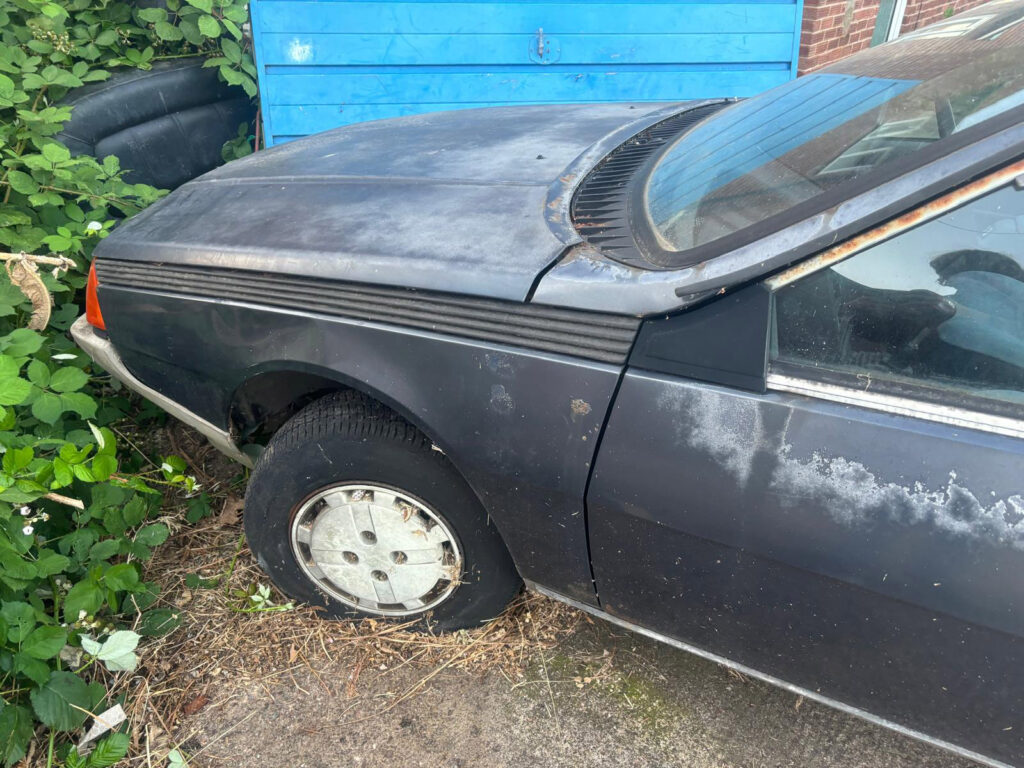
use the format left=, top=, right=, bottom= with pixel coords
left=73, top=4, right=1024, bottom=766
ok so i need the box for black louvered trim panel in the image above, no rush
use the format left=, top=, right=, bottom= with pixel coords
left=571, top=103, right=727, bottom=267
left=96, top=260, right=641, bottom=365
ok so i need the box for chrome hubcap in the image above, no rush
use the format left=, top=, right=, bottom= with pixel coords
left=290, top=484, right=462, bottom=616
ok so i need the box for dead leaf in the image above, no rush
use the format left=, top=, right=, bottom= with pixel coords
left=218, top=495, right=244, bottom=526
left=183, top=695, right=209, bottom=717
left=6, top=259, right=50, bottom=330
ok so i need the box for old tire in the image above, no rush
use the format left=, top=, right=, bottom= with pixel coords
left=57, top=58, right=254, bottom=190
left=244, top=391, right=522, bottom=631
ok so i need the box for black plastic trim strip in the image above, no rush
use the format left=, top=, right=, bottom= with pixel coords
left=569, top=103, right=728, bottom=269
left=96, top=260, right=641, bottom=365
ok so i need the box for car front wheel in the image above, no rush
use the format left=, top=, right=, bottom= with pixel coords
left=243, top=391, right=522, bottom=631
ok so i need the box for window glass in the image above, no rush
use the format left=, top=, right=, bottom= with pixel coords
left=771, top=185, right=1024, bottom=412
left=642, top=1, right=1024, bottom=258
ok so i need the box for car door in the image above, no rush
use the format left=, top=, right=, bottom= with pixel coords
left=586, top=178, right=1024, bottom=765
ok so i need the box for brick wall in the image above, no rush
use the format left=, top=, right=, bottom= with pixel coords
left=798, top=0, right=992, bottom=73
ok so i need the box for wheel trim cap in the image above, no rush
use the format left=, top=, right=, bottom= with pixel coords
left=291, top=484, right=462, bottom=616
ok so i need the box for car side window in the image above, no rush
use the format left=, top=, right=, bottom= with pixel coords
left=770, top=183, right=1024, bottom=416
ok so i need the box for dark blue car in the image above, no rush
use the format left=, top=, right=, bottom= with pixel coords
left=74, top=5, right=1024, bottom=766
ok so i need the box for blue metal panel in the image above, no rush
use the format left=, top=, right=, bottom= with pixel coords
left=250, top=0, right=804, bottom=146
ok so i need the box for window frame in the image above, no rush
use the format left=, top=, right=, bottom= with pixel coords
left=762, top=160, right=1024, bottom=439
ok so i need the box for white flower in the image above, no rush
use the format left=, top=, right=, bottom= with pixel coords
left=18, top=506, right=31, bottom=516
left=86, top=221, right=102, bottom=232
left=40, top=512, right=49, bottom=522
left=21, top=525, right=33, bottom=536
left=78, top=610, right=88, bottom=620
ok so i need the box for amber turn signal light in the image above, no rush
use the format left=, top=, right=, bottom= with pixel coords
left=85, top=261, right=105, bottom=331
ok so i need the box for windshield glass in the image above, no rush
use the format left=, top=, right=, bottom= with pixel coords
left=644, top=0, right=1024, bottom=256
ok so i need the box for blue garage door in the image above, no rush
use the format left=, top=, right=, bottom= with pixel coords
left=250, top=0, right=804, bottom=146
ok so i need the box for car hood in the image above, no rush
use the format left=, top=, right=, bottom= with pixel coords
left=94, top=103, right=683, bottom=302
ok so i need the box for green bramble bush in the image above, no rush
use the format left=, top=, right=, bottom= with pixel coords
left=0, top=0, right=255, bottom=762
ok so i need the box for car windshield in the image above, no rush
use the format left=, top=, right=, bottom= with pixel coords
left=644, top=0, right=1024, bottom=258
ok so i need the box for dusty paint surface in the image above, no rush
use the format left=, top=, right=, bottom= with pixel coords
left=658, top=381, right=1024, bottom=551
left=773, top=448, right=1024, bottom=549
left=659, top=386, right=764, bottom=487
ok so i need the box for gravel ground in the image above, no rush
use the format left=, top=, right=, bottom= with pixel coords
left=180, top=610, right=975, bottom=768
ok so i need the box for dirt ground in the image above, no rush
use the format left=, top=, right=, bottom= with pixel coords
left=176, top=611, right=973, bottom=768
left=138, top=425, right=976, bottom=768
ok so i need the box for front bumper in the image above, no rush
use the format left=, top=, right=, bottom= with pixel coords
left=71, top=315, right=252, bottom=467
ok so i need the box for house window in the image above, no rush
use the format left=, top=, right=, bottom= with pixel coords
left=770, top=183, right=1024, bottom=418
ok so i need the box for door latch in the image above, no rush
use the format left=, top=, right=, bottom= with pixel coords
left=529, top=27, right=558, bottom=64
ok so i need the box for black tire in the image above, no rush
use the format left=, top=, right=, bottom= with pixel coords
left=244, top=391, right=522, bottom=631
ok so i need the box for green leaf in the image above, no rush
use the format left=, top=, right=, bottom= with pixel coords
left=0, top=357, right=20, bottom=379
left=135, top=523, right=169, bottom=547
left=43, top=233, right=73, bottom=252
left=91, top=454, right=117, bottom=481
left=122, top=495, right=148, bottom=527
left=136, top=607, right=181, bottom=637
left=22, top=625, right=67, bottom=660
left=155, top=21, right=184, bottom=41
left=0, top=211, right=31, bottom=229
left=185, top=494, right=212, bottom=523
left=221, top=39, right=241, bottom=63
left=240, top=75, right=258, bottom=98
left=49, top=366, right=89, bottom=393
left=179, top=18, right=203, bottom=45
left=0, top=704, right=33, bottom=767
left=0, top=377, right=31, bottom=406
left=34, top=549, right=70, bottom=577
left=2, top=445, right=32, bottom=473
left=86, top=733, right=130, bottom=767
left=13, top=652, right=52, bottom=686
left=198, top=14, right=221, bottom=37
left=104, top=562, right=140, bottom=591
left=31, top=391, right=63, bottom=424
left=94, top=29, right=118, bottom=46
left=6, top=171, right=38, bottom=195
left=220, top=66, right=244, bottom=86
left=26, top=360, right=50, bottom=388
left=40, top=3, right=65, bottom=19
left=64, top=580, right=103, bottom=622
left=61, top=392, right=98, bottom=419
left=64, top=748, right=88, bottom=768
left=222, top=18, right=243, bottom=39
left=52, top=457, right=74, bottom=487
left=88, top=538, right=119, bottom=562
left=81, top=629, right=139, bottom=672
left=41, top=143, right=71, bottom=164
left=137, top=7, right=167, bottom=22
left=1, top=601, right=37, bottom=643
left=187, top=0, right=213, bottom=13
left=4, top=329, right=43, bottom=356
left=30, top=671, right=94, bottom=731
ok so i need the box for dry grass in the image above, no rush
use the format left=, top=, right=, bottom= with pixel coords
left=100, top=423, right=586, bottom=766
